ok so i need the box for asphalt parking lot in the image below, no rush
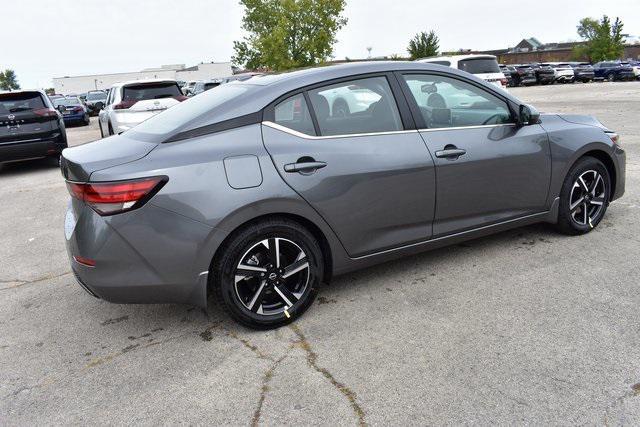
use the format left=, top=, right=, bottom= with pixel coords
left=1, top=82, right=639, bottom=425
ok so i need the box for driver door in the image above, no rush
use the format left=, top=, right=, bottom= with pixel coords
left=398, top=73, right=551, bottom=237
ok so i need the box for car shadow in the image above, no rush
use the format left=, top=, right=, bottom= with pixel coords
left=0, top=157, right=60, bottom=176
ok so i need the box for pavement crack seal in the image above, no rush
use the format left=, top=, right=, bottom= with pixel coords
left=0, top=271, right=72, bottom=291
left=289, top=324, right=367, bottom=426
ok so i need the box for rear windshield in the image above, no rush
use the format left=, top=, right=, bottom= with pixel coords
left=126, top=84, right=251, bottom=140
left=86, top=92, right=106, bottom=100
left=458, top=58, right=501, bottom=74
left=122, top=82, right=182, bottom=101
left=0, top=92, right=45, bottom=115
left=54, top=98, right=82, bottom=106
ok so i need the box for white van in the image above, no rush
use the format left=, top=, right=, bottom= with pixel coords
left=416, top=54, right=507, bottom=89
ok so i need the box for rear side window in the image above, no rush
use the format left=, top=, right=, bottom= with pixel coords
left=458, top=58, right=501, bottom=74
left=430, top=60, right=451, bottom=66
left=307, top=76, right=403, bottom=136
left=86, top=92, right=106, bottom=101
left=122, top=82, right=182, bottom=101
left=0, top=92, right=45, bottom=115
left=274, top=93, right=316, bottom=136
left=402, top=74, right=512, bottom=128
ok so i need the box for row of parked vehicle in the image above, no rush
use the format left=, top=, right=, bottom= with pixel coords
left=418, top=54, right=640, bottom=89
left=499, top=60, right=639, bottom=87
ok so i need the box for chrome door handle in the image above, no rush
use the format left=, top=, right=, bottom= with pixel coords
left=284, top=161, right=327, bottom=173
left=435, top=146, right=466, bottom=159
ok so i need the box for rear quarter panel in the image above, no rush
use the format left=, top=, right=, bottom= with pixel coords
left=89, top=124, right=351, bottom=281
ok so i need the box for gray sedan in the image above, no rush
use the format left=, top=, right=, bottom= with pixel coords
left=60, top=62, right=626, bottom=329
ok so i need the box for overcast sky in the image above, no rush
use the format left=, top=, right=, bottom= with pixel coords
left=2, top=0, right=638, bottom=88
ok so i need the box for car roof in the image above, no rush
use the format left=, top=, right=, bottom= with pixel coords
left=109, top=78, right=178, bottom=88
left=0, top=89, right=47, bottom=96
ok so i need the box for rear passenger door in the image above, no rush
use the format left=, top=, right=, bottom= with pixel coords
left=398, top=72, right=551, bottom=237
left=261, top=74, right=436, bottom=257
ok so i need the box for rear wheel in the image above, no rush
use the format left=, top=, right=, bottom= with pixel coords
left=212, top=219, right=324, bottom=329
left=108, top=122, right=114, bottom=136
left=98, top=120, right=104, bottom=137
left=607, top=73, right=615, bottom=82
left=556, top=157, right=610, bottom=235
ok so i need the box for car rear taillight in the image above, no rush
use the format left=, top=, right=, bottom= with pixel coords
left=66, top=176, right=167, bottom=216
left=33, top=108, right=58, bottom=117
left=500, top=78, right=508, bottom=87
left=113, top=100, right=137, bottom=110
left=174, top=95, right=188, bottom=102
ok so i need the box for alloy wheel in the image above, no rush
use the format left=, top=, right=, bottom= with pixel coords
left=234, top=237, right=310, bottom=316
left=569, top=170, right=606, bottom=226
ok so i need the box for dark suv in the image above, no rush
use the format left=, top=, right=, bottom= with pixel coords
left=84, top=90, right=107, bottom=115
left=511, top=65, right=538, bottom=86
left=0, top=90, right=67, bottom=165
left=569, top=62, right=595, bottom=82
left=527, top=63, right=556, bottom=85
left=593, top=61, right=635, bottom=81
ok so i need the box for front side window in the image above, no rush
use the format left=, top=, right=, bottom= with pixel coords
left=274, top=93, right=316, bottom=136
left=307, top=76, right=403, bottom=136
left=402, top=74, right=513, bottom=128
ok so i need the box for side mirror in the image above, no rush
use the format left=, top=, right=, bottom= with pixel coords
left=57, top=105, right=66, bottom=113
left=519, top=104, right=540, bottom=126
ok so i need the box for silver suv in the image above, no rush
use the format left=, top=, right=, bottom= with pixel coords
left=98, top=79, right=186, bottom=137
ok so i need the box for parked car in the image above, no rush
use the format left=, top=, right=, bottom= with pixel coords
left=191, top=79, right=221, bottom=96
left=84, top=90, right=107, bottom=116
left=219, top=72, right=265, bottom=84
left=527, top=63, right=556, bottom=85
left=98, top=79, right=186, bottom=137
left=511, top=65, right=538, bottom=86
left=499, top=65, right=516, bottom=87
left=48, top=94, right=65, bottom=102
left=61, top=61, right=625, bottom=328
left=181, top=80, right=197, bottom=96
left=0, top=90, right=67, bottom=165
left=569, top=62, right=595, bottom=83
left=543, top=63, right=575, bottom=83
left=621, top=61, right=640, bottom=80
left=417, top=54, right=507, bottom=88
left=53, top=97, right=90, bottom=126
left=593, top=61, right=635, bottom=81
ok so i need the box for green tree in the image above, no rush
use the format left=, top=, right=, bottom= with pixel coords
left=232, top=0, right=347, bottom=71
left=0, top=69, right=20, bottom=90
left=573, top=15, right=625, bottom=62
left=407, top=30, right=439, bottom=60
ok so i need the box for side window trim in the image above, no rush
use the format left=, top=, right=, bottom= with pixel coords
left=394, top=71, right=516, bottom=130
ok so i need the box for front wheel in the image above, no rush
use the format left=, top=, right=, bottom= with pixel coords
left=556, top=157, right=610, bottom=235
left=607, top=73, right=615, bottom=82
left=212, top=219, right=324, bottom=329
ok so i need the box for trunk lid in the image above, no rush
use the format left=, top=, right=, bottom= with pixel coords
left=60, top=134, right=158, bottom=182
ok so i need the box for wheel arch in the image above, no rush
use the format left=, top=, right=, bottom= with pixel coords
left=207, top=212, right=335, bottom=293
left=574, top=149, right=617, bottom=201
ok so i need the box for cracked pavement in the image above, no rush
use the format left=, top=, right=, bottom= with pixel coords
left=2, top=82, right=640, bottom=425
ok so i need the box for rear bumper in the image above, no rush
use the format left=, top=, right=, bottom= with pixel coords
left=0, top=133, right=67, bottom=163
left=65, top=201, right=216, bottom=308
left=62, top=112, right=87, bottom=123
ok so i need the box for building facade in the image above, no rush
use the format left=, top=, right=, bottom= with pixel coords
left=53, top=62, right=232, bottom=94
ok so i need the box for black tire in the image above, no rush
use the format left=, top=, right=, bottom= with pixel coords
left=212, top=218, right=324, bottom=329
left=108, top=122, right=114, bottom=136
left=98, top=121, right=104, bottom=137
left=556, top=156, right=610, bottom=235
left=607, top=73, right=615, bottom=82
